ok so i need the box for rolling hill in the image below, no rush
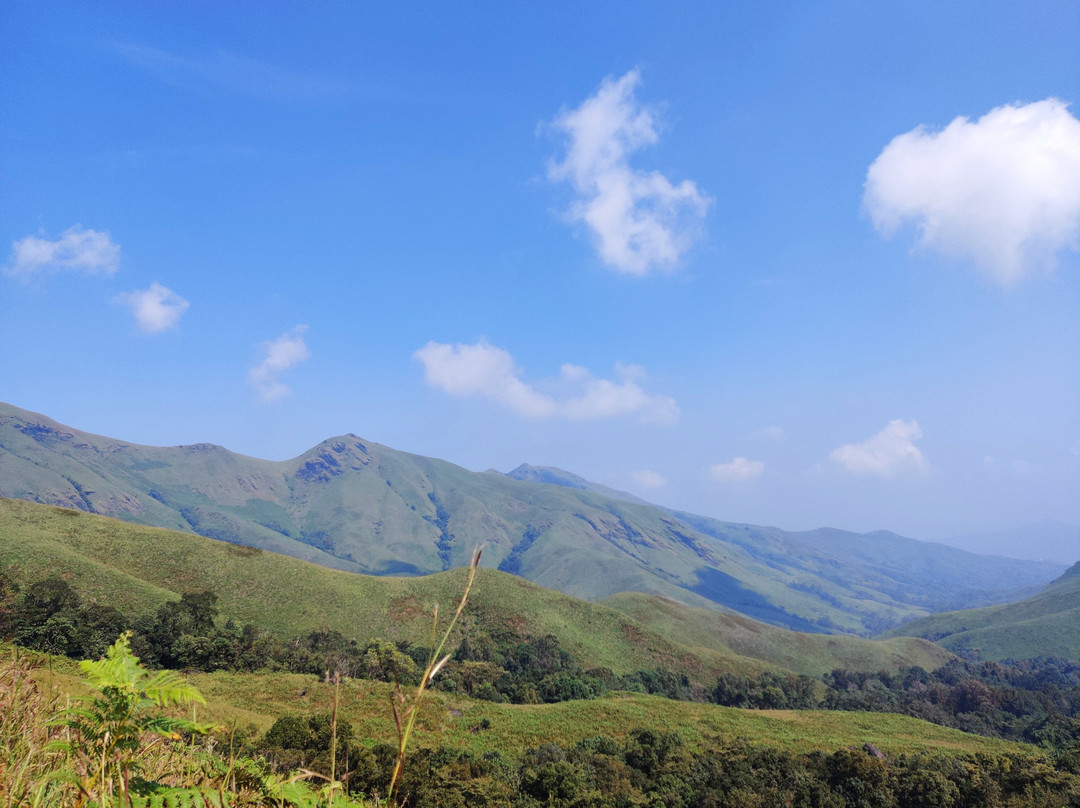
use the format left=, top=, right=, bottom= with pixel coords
left=0, top=401, right=1064, bottom=635
left=885, top=561, right=1080, bottom=660
left=0, top=498, right=953, bottom=678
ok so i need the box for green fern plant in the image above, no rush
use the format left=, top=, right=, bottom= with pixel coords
left=50, top=631, right=214, bottom=807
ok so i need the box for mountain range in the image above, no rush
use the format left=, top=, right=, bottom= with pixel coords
left=0, top=401, right=1067, bottom=637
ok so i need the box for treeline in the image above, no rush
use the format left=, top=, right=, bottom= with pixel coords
left=252, top=719, right=1080, bottom=807
left=713, top=662, right=1080, bottom=759
left=0, top=573, right=694, bottom=704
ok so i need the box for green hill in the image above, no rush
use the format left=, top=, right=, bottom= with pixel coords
left=0, top=498, right=951, bottom=677
left=884, top=561, right=1080, bottom=660
left=1, top=402, right=1063, bottom=635
left=186, top=672, right=1031, bottom=760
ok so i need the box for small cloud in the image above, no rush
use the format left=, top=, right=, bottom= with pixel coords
left=116, top=282, right=189, bottom=333
left=6, top=225, right=120, bottom=278
left=864, top=98, right=1080, bottom=285
left=709, top=457, right=764, bottom=483
left=830, top=419, right=927, bottom=476
left=632, top=469, right=667, bottom=490
left=248, top=325, right=310, bottom=402
left=414, top=339, right=679, bottom=424
left=546, top=69, right=710, bottom=276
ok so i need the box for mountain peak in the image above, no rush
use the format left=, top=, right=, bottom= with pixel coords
left=506, top=464, right=589, bottom=490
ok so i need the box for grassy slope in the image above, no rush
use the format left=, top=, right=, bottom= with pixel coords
left=0, top=498, right=956, bottom=677
left=1, top=402, right=1064, bottom=638
left=601, top=592, right=952, bottom=676
left=186, top=672, right=1033, bottom=760
left=9, top=649, right=1030, bottom=763
left=884, top=562, right=1080, bottom=660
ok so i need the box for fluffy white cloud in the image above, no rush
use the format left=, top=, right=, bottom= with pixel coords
left=709, top=457, right=765, bottom=483
left=414, top=340, right=679, bottom=424
left=116, top=283, right=189, bottom=333
left=547, top=69, right=710, bottom=276
left=864, top=99, right=1080, bottom=285
left=248, top=325, right=310, bottom=402
left=632, top=469, right=667, bottom=490
left=830, top=419, right=927, bottom=476
left=6, top=225, right=120, bottom=277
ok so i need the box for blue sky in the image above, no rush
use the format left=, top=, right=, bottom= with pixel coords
left=2, top=1, right=1079, bottom=547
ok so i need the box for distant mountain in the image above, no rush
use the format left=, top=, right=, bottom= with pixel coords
left=0, top=402, right=1064, bottom=635
left=885, top=561, right=1080, bottom=660
left=504, top=463, right=651, bottom=505
left=940, top=521, right=1079, bottom=565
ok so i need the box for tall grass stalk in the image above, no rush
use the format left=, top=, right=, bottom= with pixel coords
left=386, top=546, right=482, bottom=804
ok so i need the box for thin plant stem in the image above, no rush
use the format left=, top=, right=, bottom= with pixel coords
left=387, top=545, right=482, bottom=804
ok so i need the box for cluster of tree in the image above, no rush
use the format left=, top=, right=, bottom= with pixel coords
left=441, top=627, right=701, bottom=704
left=252, top=721, right=1080, bottom=807
left=0, top=571, right=127, bottom=660
left=713, top=660, right=1080, bottom=758
left=0, top=573, right=695, bottom=706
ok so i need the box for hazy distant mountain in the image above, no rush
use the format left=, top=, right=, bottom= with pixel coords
left=0, top=401, right=1065, bottom=636
left=940, top=521, right=1079, bottom=565
left=886, top=561, right=1080, bottom=660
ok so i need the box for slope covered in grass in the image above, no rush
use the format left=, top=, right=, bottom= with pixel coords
left=602, top=592, right=952, bottom=676
left=0, top=498, right=953, bottom=678
left=179, top=672, right=1040, bottom=761
left=885, top=561, right=1080, bottom=660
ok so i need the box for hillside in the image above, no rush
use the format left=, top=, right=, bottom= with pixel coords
left=885, top=561, right=1080, bottom=660
left=0, top=401, right=1064, bottom=635
left=0, top=498, right=952, bottom=677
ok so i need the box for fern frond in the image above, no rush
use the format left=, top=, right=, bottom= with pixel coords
left=129, top=785, right=227, bottom=807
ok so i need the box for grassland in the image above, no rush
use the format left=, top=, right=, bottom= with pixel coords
left=7, top=646, right=1032, bottom=764
left=187, top=671, right=1035, bottom=759
left=0, top=498, right=965, bottom=680
left=886, top=561, right=1080, bottom=660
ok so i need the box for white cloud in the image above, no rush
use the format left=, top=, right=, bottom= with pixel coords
left=248, top=325, right=310, bottom=402
left=414, top=340, right=679, bottom=424
left=709, top=457, right=765, bottom=483
left=547, top=69, right=710, bottom=276
left=116, top=282, right=189, bottom=333
left=6, top=225, right=120, bottom=277
left=830, top=419, right=927, bottom=476
left=864, top=98, right=1080, bottom=285
left=632, top=469, right=667, bottom=490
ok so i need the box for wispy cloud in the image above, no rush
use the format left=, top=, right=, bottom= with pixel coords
left=110, top=41, right=350, bottom=100
left=414, top=339, right=679, bottom=424
left=830, top=419, right=927, bottom=476
left=116, top=282, right=189, bottom=333
left=5, top=225, right=120, bottom=278
left=249, top=326, right=310, bottom=402
left=864, top=98, right=1080, bottom=285
left=632, top=469, right=667, bottom=490
left=547, top=69, right=710, bottom=276
left=709, top=457, right=764, bottom=483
